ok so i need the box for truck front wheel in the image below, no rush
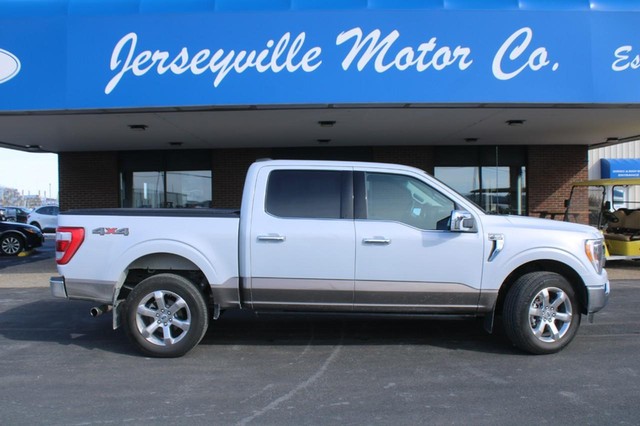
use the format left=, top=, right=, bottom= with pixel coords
left=503, top=272, right=581, bottom=354
left=124, top=273, right=209, bottom=358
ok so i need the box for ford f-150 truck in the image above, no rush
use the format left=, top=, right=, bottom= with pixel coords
left=50, top=160, right=609, bottom=357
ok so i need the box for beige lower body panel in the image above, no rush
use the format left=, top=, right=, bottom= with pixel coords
left=248, top=277, right=498, bottom=314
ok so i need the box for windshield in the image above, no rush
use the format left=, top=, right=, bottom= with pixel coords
left=565, top=185, right=606, bottom=228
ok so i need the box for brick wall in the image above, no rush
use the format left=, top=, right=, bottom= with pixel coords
left=209, top=146, right=435, bottom=208
left=57, top=146, right=589, bottom=218
left=58, top=152, right=119, bottom=210
left=372, top=146, right=435, bottom=174
left=212, top=148, right=270, bottom=208
left=528, top=145, right=588, bottom=220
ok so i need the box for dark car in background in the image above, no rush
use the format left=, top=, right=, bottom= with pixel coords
left=2, top=206, right=31, bottom=223
left=0, top=219, right=44, bottom=256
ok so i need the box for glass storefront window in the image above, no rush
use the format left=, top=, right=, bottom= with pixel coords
left=434, top=167, right=480, bottom=205
left=435, top=166, right=527, bottom=215
left=133, top=172, right=165, bottom=208
left=124, top=170, right=212, bottom=208
left=166, top=171, right=212, bottom=208
left=481, top=166, right=511, bottom=214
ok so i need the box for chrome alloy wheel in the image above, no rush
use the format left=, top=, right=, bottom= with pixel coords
left=1, top=236, right=21, bottom=255
left=528, top=287, right=573, bottom=343
left=135, top=290, right=192, bottom=347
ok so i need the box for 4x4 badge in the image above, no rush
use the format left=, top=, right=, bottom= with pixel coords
left=92, top=227, right=129, bottom=236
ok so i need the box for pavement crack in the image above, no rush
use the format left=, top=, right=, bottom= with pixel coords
left=236, top=331, right=343, bottom=426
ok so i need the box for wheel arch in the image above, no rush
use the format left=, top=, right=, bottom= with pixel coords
left=0, top=229, right=26, bottom=240
left=495, top=260, right=588, bottom=316
left=109, top=238, right=238, bottom=290
left=116, top=252, right=212, bottom=303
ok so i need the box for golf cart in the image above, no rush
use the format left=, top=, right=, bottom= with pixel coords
left=564, top=177, right=640, bottom=260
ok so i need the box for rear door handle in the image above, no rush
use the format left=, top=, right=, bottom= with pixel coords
left=363, top=237, right=391, bottom=245
left=257, top=235, right=286, bottom=242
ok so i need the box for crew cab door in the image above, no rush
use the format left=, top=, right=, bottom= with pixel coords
left=353, top=171, right=484, bottom=313
left=247, top=167, right=355, bottom=311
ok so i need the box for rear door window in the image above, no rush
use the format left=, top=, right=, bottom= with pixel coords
left=266, top=170, right=348, bottom=219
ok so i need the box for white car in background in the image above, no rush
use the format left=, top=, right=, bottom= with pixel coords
left=27, top=205, right=59, bottom=232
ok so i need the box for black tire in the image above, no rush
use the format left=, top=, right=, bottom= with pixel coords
left=0, top=234, right=24, bottom=256
left=124, top=273, right=209, bottom=358
left=503, top=272, right=581, bottom=355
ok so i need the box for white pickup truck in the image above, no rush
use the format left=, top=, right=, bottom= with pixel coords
left=50, top=160, right=609, bottom=357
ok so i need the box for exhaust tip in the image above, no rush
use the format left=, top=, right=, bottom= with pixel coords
left=90, top=305, right=112, bottom=317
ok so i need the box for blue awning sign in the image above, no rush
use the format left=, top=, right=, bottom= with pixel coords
left=1, top=3, right=640, bottom=110
left=491, top=27, right=558, bottom=81
left=106, top=31, right=323, bottom=94
left=104, top=25, right=559, bottom=95
left=335, top=28, right=474, bottom=73
left=612, top=46, right=640, bottom=71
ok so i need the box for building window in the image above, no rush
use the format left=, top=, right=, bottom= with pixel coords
left=434, top=146, right=527, bottom=215
left=435, top=166, right=526, bottom=215
left=126, top=171, right=212, bottom=208
left=132, top=172, right=164, bottom=208
left=119, top=151, right=212, bottom=208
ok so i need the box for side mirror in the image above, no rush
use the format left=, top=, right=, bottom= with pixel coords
left=450, top=210, right=477, bottom=233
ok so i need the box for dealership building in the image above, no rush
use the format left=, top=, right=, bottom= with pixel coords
left=1, top=0, right=640, bottom=218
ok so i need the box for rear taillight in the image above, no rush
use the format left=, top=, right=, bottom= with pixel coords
left=56, top=227, right=85, bottom=265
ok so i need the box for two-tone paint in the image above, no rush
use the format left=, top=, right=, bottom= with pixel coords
left=51, top=160, right=609, bottom=330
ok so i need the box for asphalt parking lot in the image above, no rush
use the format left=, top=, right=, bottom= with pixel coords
left=1, top=242, right=639, bottom=425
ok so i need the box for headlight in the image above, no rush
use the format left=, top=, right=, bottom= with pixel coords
left=585, top=239, right=605, bottom=274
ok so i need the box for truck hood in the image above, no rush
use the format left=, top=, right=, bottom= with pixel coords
left=480, top=214, right=602, bottom=239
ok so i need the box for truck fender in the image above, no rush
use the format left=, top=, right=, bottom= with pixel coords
left=110, top=238, right=241, bottom=309
left=482, top=246, right=598, bottom=325
left=109, top=239, right=237, bottom=329
left=489, top=246, right=592, bottom=292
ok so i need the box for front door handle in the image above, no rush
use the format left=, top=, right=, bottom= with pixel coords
left=363, top=237, right=391, bottom=245
left=257, top=235, right=286, bottom=242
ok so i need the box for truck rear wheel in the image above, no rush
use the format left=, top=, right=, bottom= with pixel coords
left=124, top=273, right=209, bottom=358
left=503, top=272, right=581, bottom=354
